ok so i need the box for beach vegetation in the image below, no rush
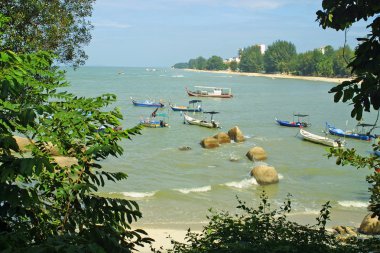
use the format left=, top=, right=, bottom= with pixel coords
left=165, top=193, right=379, bottom=253
left=239, top=45, right=264, bottom=73
left=173, top=62, right=189, bottom=69
left=317, top=0, right=380, bottom=217
left=229, top=60, right=239, bottom=72
left=189, top=56, right=207, bottom=70
left=0, top=15, right=152, bottom=252
left=0, top=0, right=95, bottom=67
left=264, top=40, right=297, bottom=74
left=206, top=55, right=228, bottom=71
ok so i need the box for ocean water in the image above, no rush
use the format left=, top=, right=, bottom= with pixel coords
left=65, top=67, right=375, bottom=229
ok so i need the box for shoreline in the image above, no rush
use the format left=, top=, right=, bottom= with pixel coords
left=183, top=69, right=351, bottom=84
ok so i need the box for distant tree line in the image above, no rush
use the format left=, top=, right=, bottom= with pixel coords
left=173, top=40, right=354, bottom=78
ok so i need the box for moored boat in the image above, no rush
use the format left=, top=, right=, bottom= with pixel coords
left=326, top=122, right=373, bottom=141
left=170, top=100, right=202, bottom=112
left=131, top=97, right=165, bottom=108
left=186, top=86, right=233, bottom=98
left=183, top=111, right=220, bottom=128
left=299, top=128, right=344, bottom=148
left=139, top=108, right=169, bottom=128
left=275, top=114, right=310, bottom=127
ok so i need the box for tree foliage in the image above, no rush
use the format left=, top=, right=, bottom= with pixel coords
left=239, top=45, right=264, bottom=73
left=165, top=194, right=379, bottom=253
left=0, top=16, right=152, bottom=252
left=317, top=1, right=380, bottom=217
left=264, top=40, right=297, bottom=73
left=0, top=0, right=95, bottom=67
left=206, top=55, right=227, bottom=71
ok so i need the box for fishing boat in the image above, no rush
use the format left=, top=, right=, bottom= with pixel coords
left=170, top=100, right=202, bottom=112
left=299, top=128, right=344, bottom=148
left=275, top=114, right=310, bottom=127
left=139, top=108, right=169, bottom=128
left=131, top=97, right=165, bottom=108
left=186, top=86, right=233, bottom=98
left=326, top=122, right=373, bottom=141
left=183, top=111, right=220, bottom=128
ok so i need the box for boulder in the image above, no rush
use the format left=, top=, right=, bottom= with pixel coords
left=200, top=137, right=220, bottom=149
left=228, top=126, right=245, bottom=143
left=178, top=146, right=192, bottom=151
left=14, top=136, right=34, bottom=152
left=53, top=156, right=78, bottom=167
left=246, top=147, right=267, bottom=161
left=359, top=213, right=380, bottom=235
left=213, top=132, right=231, bottom=144
left=250, top=165, right=279, bottom=185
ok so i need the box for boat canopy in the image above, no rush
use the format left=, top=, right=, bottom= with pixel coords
left=189, top=100, right=202, bottom=104
left=293, top=114, right=308, bottom=117
left=194, top=86, right=231, bottom=90
left=204, top=111, right=219, bottom=114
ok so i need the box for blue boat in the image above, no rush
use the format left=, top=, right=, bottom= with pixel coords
left=139, top=108, right=169, bottom=128
left=326, top=122, right=374, bottom=141
left=170, top=100, right=202, bottom=112
left=131, top=97, right=164, bottom=108
left=275, top=114, right=310, bottom=127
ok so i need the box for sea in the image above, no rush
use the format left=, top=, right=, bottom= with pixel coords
left=65, top=67, right=375, bottom=229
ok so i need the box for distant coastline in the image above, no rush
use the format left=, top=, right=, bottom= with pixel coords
left=183, top=69, right=351, bottom=84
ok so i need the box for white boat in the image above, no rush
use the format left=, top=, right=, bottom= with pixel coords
left=299, top=128, right=344, bottom=148
left=186, top=86, right=233, bottom=98
left=183, top=112, right=220, bottom=128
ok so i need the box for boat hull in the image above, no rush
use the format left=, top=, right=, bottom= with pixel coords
left=170, top=105, right=202, bottom=112
left=139, top=120, right=168, bottom=128
left=184, top=114, right=220, bottom=128
left=132, top=100, right=164, bottom=108
left=326, top=123, right=372, bottom=141
left=186, top=88, right=233, bottom=98
left=299, top=129, right=343, bottom=148
left=276, top=119, right=308, bottom=127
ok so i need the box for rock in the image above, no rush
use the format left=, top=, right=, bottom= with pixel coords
left=213, top=132, right=231, bottom=144
left=246, top=147, right=267, bottom=161
left=228, top=126, right=245, bottom=142
left=250, top=165, right=279, bottom=185
left=200, top=137, right=220, bottom=149
left=44, top=142, right=60, bottom=156
left=333, top=226, right=346, bottom=235
left=178, top=146, right=192, bottom=151
left=344, top=226, right=358, bottom=237
left=52, top=156, right=78, bottom=167
left=359, top=213, right=380, bottom=235
left=13, top=136, right=34, bottom=152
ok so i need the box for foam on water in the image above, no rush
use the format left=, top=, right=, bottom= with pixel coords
left=120, top=191, right=157, bottom=198
left=175, top=186, right=212, bottom=194
left=338, top=200, right=368, bottom=208
left=224, top=178, right=258, bottom=189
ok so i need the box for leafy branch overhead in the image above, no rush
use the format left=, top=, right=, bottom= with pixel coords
left=317, top=0, right=380, bottom=120
left=0, top=15, right=151, bottom=252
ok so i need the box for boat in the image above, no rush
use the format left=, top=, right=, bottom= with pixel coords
left=183, top=111, right=220, bottom=128
left=131, top=97, right=164, bottom=108
left=326, top=122, right=373, bottom=141
left=299, top=128, right=344, bottom=148
left=275, top=114, right=310, bottom=127
left=170, top=100, right=202, bottom=112
left=186, top=86, right=233, bottom=98
left=139, top=108, right=169, bottom=128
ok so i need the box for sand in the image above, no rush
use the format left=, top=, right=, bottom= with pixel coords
left=183, top=69, right=352, bottom=84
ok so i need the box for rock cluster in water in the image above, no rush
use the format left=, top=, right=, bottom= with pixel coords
left=200, top=126, right=244, bottom=149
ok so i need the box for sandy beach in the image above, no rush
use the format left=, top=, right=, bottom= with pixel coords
left=183, top=69, right=351, bottom=84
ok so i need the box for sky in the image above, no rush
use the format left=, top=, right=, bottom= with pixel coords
left=85, top=0, right=367, bottom=67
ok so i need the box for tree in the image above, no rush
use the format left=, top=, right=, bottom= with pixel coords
left=332, top=46, right=354, bottom=77
left=173, top=62, right=189, bottom=69
left=0, top=0, right=95, bottom=67
left=264, top=40, right=297, bottom=73
left=0, top=16, right=152, bottom=251
left=206, top=55, right=227, bottom=70
left=317, top=1, right=380, bottom=216
left=239, top=45, right=264, bottom=73
left=229, top=60, right=238, bottom=72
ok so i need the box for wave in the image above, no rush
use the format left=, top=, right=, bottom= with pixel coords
left=224, top=178, right=258, bottom=189
left=120, top=191, right=157, bottom=198
left=278, top=173, right=284, bottom=180
left=172, top=75, right=184, bottom=78
left=175, top=186, right=212, bottom=194
left=338, top=200, right=368, bottom=208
